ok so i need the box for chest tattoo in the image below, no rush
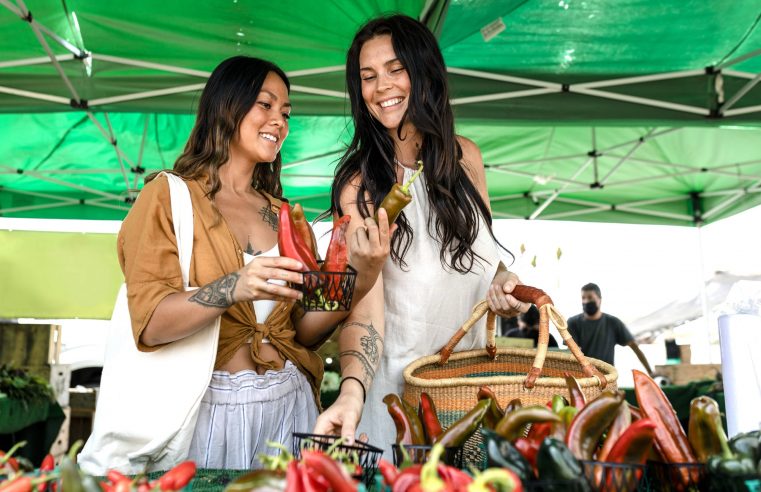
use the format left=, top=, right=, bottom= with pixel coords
left=259, top=205, right=278, bottom=232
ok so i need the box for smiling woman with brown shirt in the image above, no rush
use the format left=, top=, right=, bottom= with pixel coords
left=99, top=56, right=391, bottom=470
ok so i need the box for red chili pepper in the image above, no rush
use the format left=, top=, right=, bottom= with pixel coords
left=563, top=372, right=586, bottom=410
left=526, top=422, right=553, bottom=444
left=300, top=450, right=356, bottom=492
left=157, top=461, right=196, bottom=491
left=597, top=400, right=632, bottom=462
left=401, top=399, right=427, bottom=446
left=113, top=479, right=132, bottom=492
left=39, top=455, right=54, bottom=472
left=606, top=418, right=657, bottom=464
left=391, top=466, right=421, bottom=492
left=0, top=476, right=32, bottom=492
left=100, top=482, right=113, bottom=492
left=418, top=393, right=443, bottom=444
left=378, top=459, right=400, bottom=486
left=106, top=471, right=128, bottom=485
left=436, top=464, right=472, bottom=490
left=291, top=203, right=319, bottom=260
left=384, top=394, right=419, bottom=445
left=514, top=437, right=540, bottom=470
left=285, top=460, right=302, bottom=492
left=478, top=386, right=505, bottom=431
left=321, top=215, right=351, bottom=302
left=633, top=370, right=697, bottom=464
left=278, top=203, right=319, bottom=272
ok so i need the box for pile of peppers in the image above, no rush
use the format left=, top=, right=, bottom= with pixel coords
left=478, top=374, right=661, bottom=491
left=378, top=444, right=522, bottom=492
left=383, top=392, right=490, bottom=452
left=0, top=441, right=196, bottom=492
left=278, top=203, right=352, bottom=310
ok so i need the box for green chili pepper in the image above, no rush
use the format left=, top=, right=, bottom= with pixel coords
left=537, top=438, right=590, bottom=490
left=495, top=405, right=561, bottom=441
left=434, top=398, right=491, bottom=448
left=481, top=428, right=535, bottom=482
left=728, top=431, right=760, bottom=462
left=688, top=396, right=733, bottom=462
left=565, top=390, right=624, bottom=461
left=375, top=162, right=424, bottom=226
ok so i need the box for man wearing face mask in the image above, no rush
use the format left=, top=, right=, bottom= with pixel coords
left=567, top=283, right=654, bottom=375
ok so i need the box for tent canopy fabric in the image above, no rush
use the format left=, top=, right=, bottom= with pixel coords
left=2, top=0, right=761, bottom=225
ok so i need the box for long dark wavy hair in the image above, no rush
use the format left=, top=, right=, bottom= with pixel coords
left=329, top=15, right=502, bottom=273
left=147, top=56, right=288, bottom=200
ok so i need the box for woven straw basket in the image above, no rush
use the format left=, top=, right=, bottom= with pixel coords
left=402, top=289, right=618, bottom=467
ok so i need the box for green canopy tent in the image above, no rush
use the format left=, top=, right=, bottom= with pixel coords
left=1, top=0, right=761, bottom=318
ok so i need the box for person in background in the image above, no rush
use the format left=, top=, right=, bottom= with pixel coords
left=567, top=283, right=653, bottom=374
left=505, top=304, right=559, bottom=348
left=499, top=314, right=519, bottom=337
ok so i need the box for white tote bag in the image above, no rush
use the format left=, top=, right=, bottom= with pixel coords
left=79, top=173, right=221, bottom=475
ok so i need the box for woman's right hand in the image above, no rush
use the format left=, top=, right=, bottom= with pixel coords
left=232, top=256, right=305, bottom=303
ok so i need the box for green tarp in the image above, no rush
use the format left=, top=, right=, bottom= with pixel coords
left=2, top=0, right=761, bottom=224
left=2, top=0, right=761, bottom=318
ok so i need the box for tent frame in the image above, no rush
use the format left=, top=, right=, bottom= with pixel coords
left=2, top=0, right=761, bottom=223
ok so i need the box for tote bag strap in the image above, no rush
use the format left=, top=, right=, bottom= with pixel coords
left=161, top=172, right=193, bottom=289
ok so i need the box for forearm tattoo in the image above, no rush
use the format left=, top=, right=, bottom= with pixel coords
left=338, top=321, right=383, bottom=386
left=188, top=272, right=239, bottom=308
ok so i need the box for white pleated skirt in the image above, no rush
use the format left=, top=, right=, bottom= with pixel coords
left=187, top=360, right=318, bottom=470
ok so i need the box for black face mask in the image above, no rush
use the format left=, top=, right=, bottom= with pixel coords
left=583, top=301, right=599, bottom=316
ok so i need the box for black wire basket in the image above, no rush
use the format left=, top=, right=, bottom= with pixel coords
left=391, top=443, right=464, bottom=469
left=292, top=432, right=381, bottom=487
left=647, top=460, right=707, bottom=492
left=582, top=460, right=649, bottom=492
left=298, top=264, right=357, bottom=311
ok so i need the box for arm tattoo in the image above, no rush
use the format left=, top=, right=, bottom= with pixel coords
left=188, top=272, right=239, bottom=308
left=338, top=350, right=375, bottom=386
left=338, top=321, right=383, bottom=385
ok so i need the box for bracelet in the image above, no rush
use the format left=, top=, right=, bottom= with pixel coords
left=339, top=376, right=367, bottom=403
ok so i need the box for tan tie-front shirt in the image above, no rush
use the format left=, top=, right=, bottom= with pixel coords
left=117, top=173, right=323, bottom=406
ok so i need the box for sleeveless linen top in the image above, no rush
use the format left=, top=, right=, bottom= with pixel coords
left=357, top=165, right=500, bottom=453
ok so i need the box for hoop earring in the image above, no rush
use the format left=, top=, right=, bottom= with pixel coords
left=269, top=162, right=274, bottom=173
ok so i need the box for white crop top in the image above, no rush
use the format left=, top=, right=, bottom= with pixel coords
left=242, top=243, right=285, bottom=343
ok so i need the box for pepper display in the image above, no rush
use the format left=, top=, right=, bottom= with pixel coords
left=375, top=162, right=424, bottom=226
left=565, top=390, right=624, bottom=460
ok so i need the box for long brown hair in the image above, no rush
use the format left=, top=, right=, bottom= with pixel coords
left=148, top=56, right=289, bottom=200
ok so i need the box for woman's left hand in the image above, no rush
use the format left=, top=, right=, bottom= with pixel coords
left=487, top=269, right=530, bottom=317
